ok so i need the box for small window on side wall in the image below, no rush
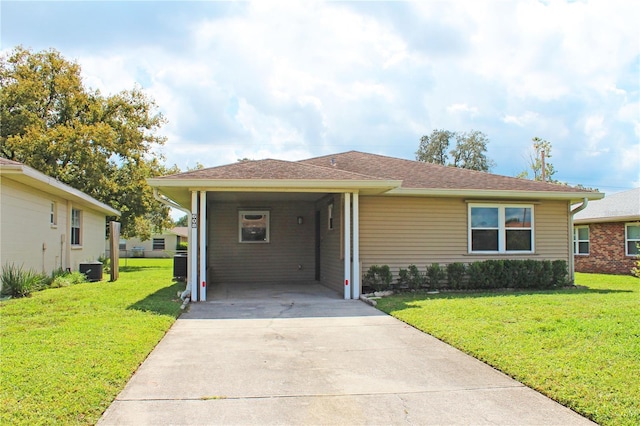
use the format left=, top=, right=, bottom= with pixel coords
left=71, top=208, right=82, bottom=246
left=50, top=202, right=57, bottom=226
left=239, top=210, right=270, bottom=243
left=574, top=226, right=589, bottom=255
left=626, top=223, right=640, bottom=256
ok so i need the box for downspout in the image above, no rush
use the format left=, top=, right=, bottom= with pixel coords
left=153, top=189, right=192, bottom=307
left=569, top=198, right=589, bottom=284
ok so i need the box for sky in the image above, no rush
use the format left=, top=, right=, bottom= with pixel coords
left=2, top=0, right=639, bottom=196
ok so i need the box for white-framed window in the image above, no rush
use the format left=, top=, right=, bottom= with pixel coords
left=50, top=201, right=57, bottom=226
left=468, top=204, right=534, bottom=253
left=239, top=210, right=270, bottom=243
left=625, top=223, right=640, bottom=256
left=328, top=202, right=334, bottom=230
left=71, top=208, right=82, bottom=246
left=152, top=238, right=165, bottom=250
left=574, top=226, right=590, bottom=255
left=119, top=239, right=127, bottom=250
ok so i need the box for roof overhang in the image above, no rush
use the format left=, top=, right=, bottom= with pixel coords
left=574, top=215, right=640, bottom=225
left=1, top=163, right=120, bottom=216
left=384, top=188, right=605, bottom=203
left=147, top=178, right=403, bottom=208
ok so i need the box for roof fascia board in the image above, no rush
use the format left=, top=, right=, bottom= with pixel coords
left=1, top=164, right=120, bottom=216
left=384, top=187, right=604, bottom=202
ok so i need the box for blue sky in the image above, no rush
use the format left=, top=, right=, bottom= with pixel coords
left=2, top=0, right=639, bottom=195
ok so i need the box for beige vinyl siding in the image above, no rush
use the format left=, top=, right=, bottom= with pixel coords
left=1, top=177, right=107, bottom=275
left=208, top=200, right=316, bottom=283
left=359, top=196, right=571, bottom=279
left=316, top=195, right=343, bottom=292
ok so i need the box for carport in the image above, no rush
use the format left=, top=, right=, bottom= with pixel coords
left=147, top=159, right=400, bottom=302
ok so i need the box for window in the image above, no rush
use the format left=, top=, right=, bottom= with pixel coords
left=469, top=204, right=534, bottom=253
left=328, top=203, right=334, bottom=230
left=71, top=209, right=82, bottom=246
left=152, top=238, right=165, bottom=250
left=574, top=226, right=589, bottom=255
left=119, top=239, right=127, bottom=250
left=239, top=210, right=270, bottom=243
left=626, top=223, right=640, bottom=256
left=50, top=202, right=57, bottom=226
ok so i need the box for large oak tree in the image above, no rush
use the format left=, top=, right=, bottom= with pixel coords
left=1, top=46, right=176, bottom=239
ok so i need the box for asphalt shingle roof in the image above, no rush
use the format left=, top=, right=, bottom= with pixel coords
left=574, top=187, right=640, bottom=221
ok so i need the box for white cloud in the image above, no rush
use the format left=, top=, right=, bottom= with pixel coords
left=502, top=111, right=539, bottom=127
left=447, top=103, right=479, bottom=117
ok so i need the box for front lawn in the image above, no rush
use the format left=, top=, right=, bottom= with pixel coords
left=0, top=258, right=183, bottom=425
left=376, top=272, right=640, bottom=426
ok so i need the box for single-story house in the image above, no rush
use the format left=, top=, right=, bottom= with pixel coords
left=115, top=227, right=188, bottom=258
left=573, top=187, right=640, bottom=274
left=148, top=150, right=603, bottom=302
left=0, top=158, right=120, bottom=276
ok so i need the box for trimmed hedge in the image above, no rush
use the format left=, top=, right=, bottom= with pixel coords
left=363, top=259, right=568, bottom=293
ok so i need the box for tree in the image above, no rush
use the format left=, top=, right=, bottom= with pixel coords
left=517, top=137, right=558, bottom=183
left=415, top=129, right=453, bottom=165
left=450, top=130, right=495, bottom=172
left=416, top=129, right=494, bottom=172
left=174, top=215, right=189, bottom=227
left=1, top=46, right=174, bottom=239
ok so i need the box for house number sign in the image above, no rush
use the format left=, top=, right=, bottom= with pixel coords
left=191, top=214, right=197, bottom=228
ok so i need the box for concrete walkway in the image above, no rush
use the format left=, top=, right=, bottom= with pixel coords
left=99, top=283, right=594, bottom=425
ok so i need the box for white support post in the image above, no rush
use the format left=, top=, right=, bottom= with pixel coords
left=199, top=191, right=207, bottom=301
left=344, top=192, right=351, bottom=299
left=352, top=192, right=360, bottom=300
left=190, top=191, right=198, bottom=302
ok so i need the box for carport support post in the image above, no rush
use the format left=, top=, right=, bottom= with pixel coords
left=344, top=192, right=351, bottom=299
left=190, top=191, right=198, bottom=302
left=199, top=191, right=207, bottom=301
left=352, top=192, right=360, bottom=300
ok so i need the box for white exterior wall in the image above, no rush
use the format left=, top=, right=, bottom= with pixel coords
left=1, top=178, right=108, bottom=274
left=120, top=233, right=180, bottom=258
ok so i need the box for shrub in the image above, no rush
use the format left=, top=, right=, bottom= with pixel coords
left=551, top=260, right=569, bottom=286
left=407, top=264, right=426, bottom=289
left=177, top=241, right=188, bottom=251
left=363, top=265, right=393, bottom=292
left=98, top=254, right=111, bottom=274
left=50, top=271, right=88, bottom=288
left=1, top=264, right=48, bottom=298
left=396, top=267, right=409, bottom=289
left=426, top=263, right=446, bottom=290
left=446, top=263, right=467, bottom=289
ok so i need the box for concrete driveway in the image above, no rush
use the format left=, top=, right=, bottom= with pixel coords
left=99, top=282, right=593, bottom=425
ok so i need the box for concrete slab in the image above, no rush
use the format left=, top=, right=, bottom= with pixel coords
left=99, top=282, right=594, bottom=425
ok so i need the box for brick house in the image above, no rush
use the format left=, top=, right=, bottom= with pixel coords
left=573, top=188, right=640, bottom=274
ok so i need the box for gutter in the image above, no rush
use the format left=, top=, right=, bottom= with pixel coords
left=153, top=189, right=192, bottom=307
left=568, top=198, right=589, bottom=283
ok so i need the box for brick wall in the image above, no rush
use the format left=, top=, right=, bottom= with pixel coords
left=574, top=222, right=638, bottom=274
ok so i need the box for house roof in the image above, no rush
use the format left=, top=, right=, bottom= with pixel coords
left=171, top=226, right=189, bottom=238
left=148, top=150, right=602, bottom=207
left=574, top=187, right=640, bottom=224
left=0, top=158, right=120, bottom=216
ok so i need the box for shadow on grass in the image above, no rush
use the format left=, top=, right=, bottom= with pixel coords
left=119, top=265, right=166, bottom=273
left=380, top=286, right=633, bottom=302
left=127, top=281, right=184, bottom=318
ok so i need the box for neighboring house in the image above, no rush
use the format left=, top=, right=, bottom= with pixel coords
left=0, top=158, right=120, bottom=276
left=148, top=150, right=602, bottom=301
left=573, top=187, right=640, bottom=275
left=117, top=227, right=188, bottom=258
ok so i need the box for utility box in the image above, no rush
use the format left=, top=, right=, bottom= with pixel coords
left=173, top=254, right=187, bottom=281
left=79, top=261, right=103, bottom=282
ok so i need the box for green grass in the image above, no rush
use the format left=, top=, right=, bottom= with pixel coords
left=0, top=258, right=183, bottom=425
left=376, top=272, right=640, bottom=426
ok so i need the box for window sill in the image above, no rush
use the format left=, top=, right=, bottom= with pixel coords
left=71, top=245, right=83, bottom=250
left=50, top=225, right=58, bottom=229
